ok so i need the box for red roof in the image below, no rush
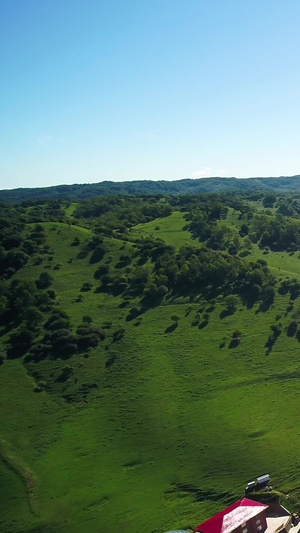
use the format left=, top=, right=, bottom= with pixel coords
left=194, top=498, right=268, bottom=533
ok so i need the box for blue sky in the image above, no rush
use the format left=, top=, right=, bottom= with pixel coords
left=1, top=0, right=300, bottom=189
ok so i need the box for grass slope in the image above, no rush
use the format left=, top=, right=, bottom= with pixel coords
left=2, top=214, right=300, bottom=532
left=131, top=211, right=195, bottom=248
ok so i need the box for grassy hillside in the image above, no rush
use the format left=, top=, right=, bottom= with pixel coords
left=131, top=211, right=195, bottom=248
left=2, top=194, right=300, bottom=532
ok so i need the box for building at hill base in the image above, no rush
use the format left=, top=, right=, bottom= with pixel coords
left=194, top=497, right=293, bottom=533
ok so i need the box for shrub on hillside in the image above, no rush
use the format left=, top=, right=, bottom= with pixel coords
left=71, top=237, right=80, bottom=246
left=25, top=306, right=44, bottom=326
left=77, top=333, right=99, bottom=350
left=25, top=343, right=51, bottom=363
left=126, top=306, right=142, bottom=321
left=113, top=327, right=126, bottom=342
left=44, top=317, right=70, bottom=331
left=7, top=328, right=35, bottom=358
left=76, top=323, right=106, bottom=350
left=94, top=264, right=109, bottom=279
left=89, top=246, right=105, bottom=264
left=22, top=239, right=39, bottom=255
left=47, top=289, right=56, bottom=299
left=81, top=282, right=93, bottom=292
left=82, top=315, right=93, bottom=324
left=56, top=365, right=74, bottom=382
left=36, top=271, right=54, bottom=289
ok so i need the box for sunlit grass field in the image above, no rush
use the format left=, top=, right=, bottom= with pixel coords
left=2, top=214, right=300, bottom=532
left=131, top=211, right=196, bottom=248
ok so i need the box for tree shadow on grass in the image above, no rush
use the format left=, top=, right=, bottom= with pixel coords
left=255, top=299, right=273, bottom=314
left=239, top=289, right=257, bottom=310
left=126, top=306, right=146, bottom=322
left=220, top=308, right=235, bottom=319
left=165, top=323, right=178, bottom=333
left=198, top=320, right=208, bottom=329
left=228, top=337, right=241, bottom=349
left=119, top=300, right=129, bottom=308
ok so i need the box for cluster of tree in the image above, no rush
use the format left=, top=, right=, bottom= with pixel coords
left=3, top=190, right=300, bottom=372
left=71, top=191, right=261, bottom=253
left=0, top=205, right=28, bottom=278
left=278, top=278, right=300, bottom=300
left=0, top=201, right=53, bottom=278
left=24, top=199, right=67, bottom=223
left=24, top=310, right=106, bottom=364
left=249, top=212, right=300, bottom=251
left=262, top=193, right=300, bottom=217
left=76, top=235, right=106, bottom=263
left=0, top=278, right=56, bottom=359
left=73, top=194, right=173, bottom=233
left=179, top=193, right=300, bottom=254
left=94, top=237, right=275, bottom=308
left=179, top=195, right=255, bottom=254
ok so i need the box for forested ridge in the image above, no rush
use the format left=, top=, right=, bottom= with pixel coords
left=3, top=174, right=300, bottom=203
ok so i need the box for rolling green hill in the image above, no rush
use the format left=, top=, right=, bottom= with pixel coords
left=2, top=193, right=300, bottom=532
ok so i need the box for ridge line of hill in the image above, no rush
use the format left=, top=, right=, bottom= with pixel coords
left=2, top=175, right=300, bottom=203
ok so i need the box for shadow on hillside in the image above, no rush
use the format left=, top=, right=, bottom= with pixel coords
left=115, top=259, right=131, bottom=269
left=126, top=307, right=145, bottom=322
left=255, top=299, right=273, bottom=314
left=105, top=354, right=117, bottom=368
left=239, top=289, right=258, bottom=309
left=198, top=319, right=208, bottom=329
left=6, top=345, right=29, bottom=359
left=165, top=323, right=178, bottom=333
left=219, top=308, right=235, bottom=319
left=228, top=337, right=241, bottom=349
left=119, top=300, right=129, bottom=308
left=262, top=299, right=274, bottom=312
left=94, top=284, right=125, bottom=296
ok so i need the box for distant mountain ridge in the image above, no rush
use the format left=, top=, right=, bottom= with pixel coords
left=2, top=175, right=300, bottom=202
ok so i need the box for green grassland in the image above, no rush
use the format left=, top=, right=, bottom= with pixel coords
left=131, top=211, right=195, bottom=248
left=3, top=197, right=300, bottom=532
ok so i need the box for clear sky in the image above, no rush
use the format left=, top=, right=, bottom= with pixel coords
left=1, top=0, right=300, bottom=189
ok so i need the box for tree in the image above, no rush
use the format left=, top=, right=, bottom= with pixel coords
left=4, top=250, right=28, bottom=274
left=82, top=315, right=93, bottom=324
left=7, top=328, right=35, bottom=358
left=113, top=327, right=126, bottom=341
left=36, top=271, right=54, bottom=289
left=223, top=295, right=239, bottom=313
left=261, top=285, right=275, bottom=305
left=25, top=306, right=44, bottom=326
left=263, top=194, right=276, bottom=208
left=81, top=282, right=93, bottom=292
left=239, top=224, right=249, bottom=237
left=89, top=246, right=105, bottom=264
